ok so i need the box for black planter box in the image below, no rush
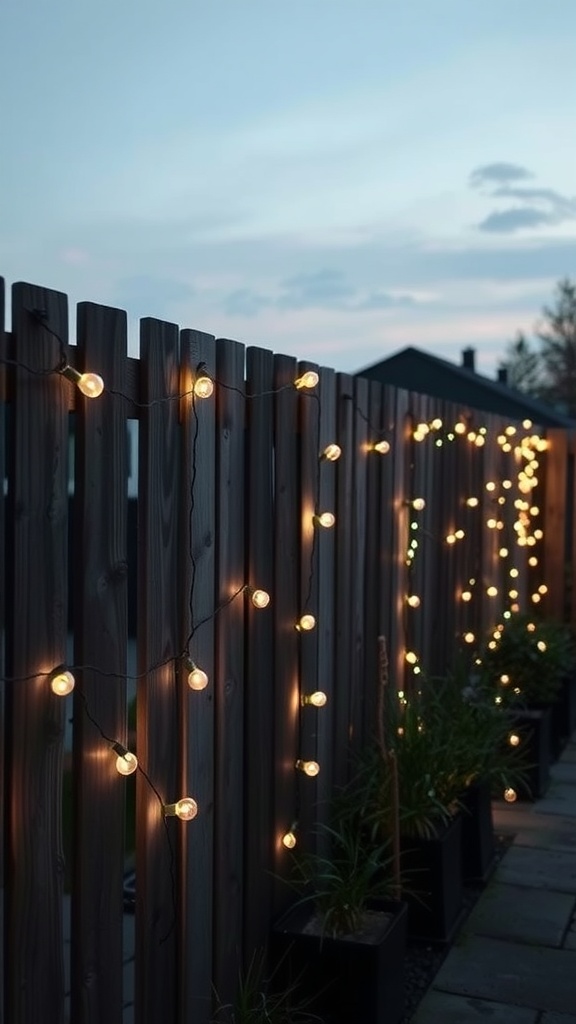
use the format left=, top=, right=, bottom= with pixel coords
left=272, top=899, right=407, bottom=1024
left=460, top=778, right=496, bottom=883
left=400, top=813, right=464, bottom=943
left=558, top=675, right=576, bottom=746
left=511, top=705, right=552, bottom=799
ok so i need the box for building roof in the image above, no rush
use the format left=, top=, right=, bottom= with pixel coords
left=356, top=346, right=575, bottom=429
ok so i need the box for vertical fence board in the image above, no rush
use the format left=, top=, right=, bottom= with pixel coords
left=5, top=283, right=69, bottom=1024
left=244, top=346, right=275, bottom=957
left=71, top=302, right=128, bottom=1024
left=135, top=318, right=180, bottom=1024
left=334, top=375, right=354, bottom=787
left=272, top=354, right=299, bottom=916
left=297, top=362, right=322, bottom=846
left=350, top=376, right=369, bottom=754
left=316, top=367, right=337, bottom=821
left=376, top=386, right=397, bottom=676
left=213, top=338, right=246, bottom=1006
left=180, top=330, right=217, bottom=1024
left=542, top=428, right=567, bottom=622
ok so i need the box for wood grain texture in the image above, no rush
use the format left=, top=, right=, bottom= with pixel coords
left=333, top=374, right=354, bottom=787
left=244, top=346, right=275, bottom=955
left=179, top=329, right=216, bottom=1024
left=135, top=318, right=180, bottom=1024
left=5, top=282, right=69, bottom=1024
left=213, top=338, right=246, bottom=1008
left=349, top=375, right=369, bottom=757
left=71, top=302, right=128, bottom=1024
left=272, top=354, right=300, bottom=917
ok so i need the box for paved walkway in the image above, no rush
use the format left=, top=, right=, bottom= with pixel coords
left=412, top=735, right=576, bottom=1023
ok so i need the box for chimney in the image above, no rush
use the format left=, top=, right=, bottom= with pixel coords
left=497, top=367, right=508, bottom=385
left=461, top=347, right=476, bottom=371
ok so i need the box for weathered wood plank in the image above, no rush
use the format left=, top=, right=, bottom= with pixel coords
left=349, top=375, right=369, bottom=755
left=244, top=346, right=275, bottom=956
left=213, top=337, right=246, bottom=1007
left=333, top=374, right=354, bottom=787
left=179, top=329, right=217, bottom=1024
left=272, top=354, right=300, bottom=917
left=5, top=282, right=69, bottom=1024
left=135, top=318, right=180, bottom=1024
left=71, top=302, right=128, bottom=1024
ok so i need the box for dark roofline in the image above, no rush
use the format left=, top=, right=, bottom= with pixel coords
left=356, top=346, right=575, bottom=429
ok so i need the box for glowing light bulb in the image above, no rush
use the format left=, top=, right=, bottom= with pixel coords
left=405, top=651, right=418, bottom=665
left=314, top=512, right=335, bottom=528
left=532, top=593, right=541, bottom=604
left=475, top=435, right=485, bottom=447
left=537, top=640, right=547, bottom=652
left=455, top=529, right=465, bottom=540
left=112, top=743, right=138, bottom=776
left=454, top=422, right=466, bottom=434
left=446, top=534, right=456, bottom=545
left=301, top=691, right=328, bottom=707
left=526, top=622, right=536, bottom=632
left=487, top=518, right=498, bottom=529
left=486, top=586, right=498, bottom=597
left=282, top=830, right=297, bottom=849
left=500, top=675, right=510, bottom=684
left=523, top=419, right=533, bottom=429
left=504, top=788, right=517, bottom=803
left=502, top=480, right=512, bottom=489
left=407, top=595, right=421, bottom=608
left=431, top=418, right=443, bottom=429
left=413, top=430, right=426, bottom=442
left=509, top=568, right=519, bottom=578
left=528, top=556, right=538, bottom=567
left=250, top=588, right=271, bottom=609
left=538, top=584, right=548, bottom=594
left=499, top=548, right=509, bottom=558
left=295, top=759, right=320, bottom=777
left=294, top=371, right=319, bottom=390
left=466, top=497, right=479, bottom=507
left=508, top=734, right=521, bottom=748
left=194, top=376, right=214, bottom=399
left=509, top=589, right=518, bottom=599
left=50, top=667, right=75, bottom=696
left=321, top=443, right=341, bottom=462
left=372, top=439, right=391, bottom=454
left=186, top=658, right=209, bottom=691
left=505, top=426, right=517, bottom=436
left=411, top=498, right=426, bottom=510
left=296, top=614, right=316, bottom=632
left=165, top=798, right=198, bottom=820
left=461, top=591, right=472, bottom=602
left=61, top=364, right=105, bottom=398
left=464, top=632, right=475, bottom=644
left=485, top=482, right=496, bottom=492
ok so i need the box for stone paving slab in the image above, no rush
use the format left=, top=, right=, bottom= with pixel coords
left=495, top=845, right=576, bottom=893
left=492, top=805, right=576, bottom=852
left=535, top=783, right=576, bottom=817
left=411, top=990, right=537, bottom=1023
left=433, top=935, right=576, bottom=1014
left=462, top=882, right=575, bottom=948
left=550, top=762, right=576, bottom=783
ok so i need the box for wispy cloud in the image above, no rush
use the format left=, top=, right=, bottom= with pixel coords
left=470, top=162, right=576, bottom=233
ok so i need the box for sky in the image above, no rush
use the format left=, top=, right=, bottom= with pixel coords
left=1, top=0, right=575, bottom=376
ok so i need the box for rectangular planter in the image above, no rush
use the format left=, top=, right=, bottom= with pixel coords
left=511, top=705, right=552, bottom=799
left=558, top=674, right=576, bottom=746
left=272, top=899, right=407, bottom=1024
left=400, top=813, right=464, bottom=943
left=460, top=778, right=496, bottom=883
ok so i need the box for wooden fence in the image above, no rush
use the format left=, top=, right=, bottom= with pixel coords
left=0, top=277, right=574, bottom=1024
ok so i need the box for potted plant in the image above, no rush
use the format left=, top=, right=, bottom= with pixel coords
left=211, top=947, right=322, bottom=1024
left=480, top=612, right=576, bottom=790
left=273, top=821, right=407, bottom=1024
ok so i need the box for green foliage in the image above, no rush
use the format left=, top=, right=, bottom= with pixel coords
left=480, top=612, right=575, bottom=705
left=211, top=948, right=321, bottom=1024
left=287, top=822, right=396, bottom=939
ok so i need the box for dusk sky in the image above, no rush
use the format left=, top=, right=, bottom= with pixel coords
left=1, top=0, right=575, bottom=375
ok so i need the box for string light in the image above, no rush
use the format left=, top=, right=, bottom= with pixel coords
left=193, top=375, right=214, bottom=399
left=405, top=651, right=418, bottom=665
left=49, top=667, right=75, bottom=696
left=463, top=632, right=475, bottom=644
left=247, top=587, right=271, bottom=609
left=301, top=691, right=328, bottom=707
left=112, top=742, right=138, bottom=776
left=370, top=439, right=391, bottom=454
left=461, top=591, right=472, bottom=602
left=466, top=497, right=479, bottom=507
left=508, top=733, right=521, bottom=747
left=295, top=759, right=320, bottom=777
left=60, top=364, right=104, bottom=398
left=486, top=586, right=498, bottom=597
left=321, top=443, right=341, bottom=462
left=407, top=595, right=421, bottom=608
left=313, top=512, right=335, bottom=528
left=408, top=498, right=426, bottom=510
left=504, top=788, right=517, bottom=803
left=164, top=798, right=198, bottom=820
left=295, top=614, right=316, bottom=632
left=185, top=658, right=209, bottom=691
left=282, top=825, right=298, bottom=849
left=294, top=371, right=319, bottom=390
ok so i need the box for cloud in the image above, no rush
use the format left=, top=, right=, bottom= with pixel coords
left=276, top=269, right=355, bottom=310
left=223, top=288, right=271, bottom=317
left=470, top=163, right=576, bottom=234
left=469, top=162, right=533, bottom=189
left=355, top=290, right=415, bottom=311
